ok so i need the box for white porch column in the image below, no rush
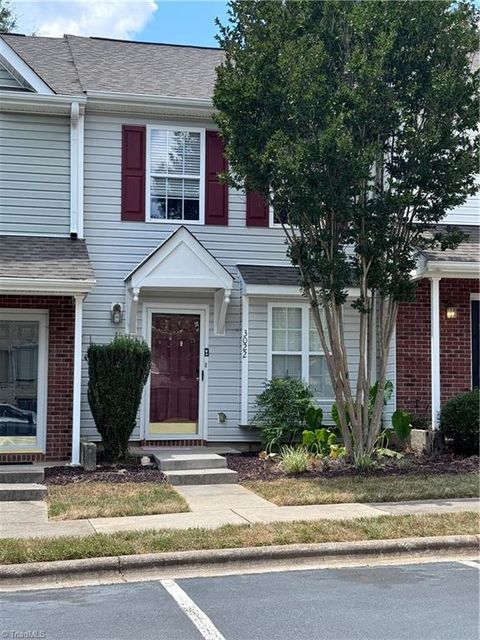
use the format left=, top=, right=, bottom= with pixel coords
left=240, top=294, right=249, bottom=424
left=430, top=277, right=441, bottom=429
left=71, top=294, right=84, bottom=464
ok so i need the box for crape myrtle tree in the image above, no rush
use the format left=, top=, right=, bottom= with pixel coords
left=213, top=0, right=479, bottom=462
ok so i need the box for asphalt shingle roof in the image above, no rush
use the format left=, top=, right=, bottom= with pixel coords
left=1, top=33, right=224, bottom=98
left=237, top=264, right=302, bottom=286
left=0, top=236, right=94, bottom=282
left=421, top=225, right=480, bottom=264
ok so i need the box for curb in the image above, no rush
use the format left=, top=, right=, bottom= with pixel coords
left=1, top=535, right=478, bottom=588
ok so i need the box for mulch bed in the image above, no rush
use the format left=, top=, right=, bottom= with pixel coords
left=44, top=464, right=166, bottom=486
left=225, top=452, right=480, bottom=482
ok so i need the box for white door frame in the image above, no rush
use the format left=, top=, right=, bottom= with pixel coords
left=141, top=303, right=209, bottom=441
left=0, top=309, right=48, bottom=453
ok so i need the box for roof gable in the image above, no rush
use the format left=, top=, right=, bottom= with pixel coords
left=126, top=226, right=233, bottom=291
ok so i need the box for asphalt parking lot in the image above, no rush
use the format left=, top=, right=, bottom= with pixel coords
left=1, top=560, right=478, bottom=640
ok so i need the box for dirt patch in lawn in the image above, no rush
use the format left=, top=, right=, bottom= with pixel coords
left=226, top=452, right=479, bottom=482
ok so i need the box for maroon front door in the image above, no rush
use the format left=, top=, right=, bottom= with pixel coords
left=149, top=313, right=200, bottom=435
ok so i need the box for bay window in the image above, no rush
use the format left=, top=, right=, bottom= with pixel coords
left=269, top=303, right=334, bottom=399
left=147, top=126, right=205, bottom=223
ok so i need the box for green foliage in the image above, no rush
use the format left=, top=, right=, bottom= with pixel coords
left=215, top=0, right=479, bottom=304
left=391, top=410, right=413, bottom=442
left=215, top=0, right=479, bottom=458
left=305, top=406, right=323, bottom=430
left=86, top=335, right=151, bottom=462
left=302, top=428, right=343, bottom=458
left=439, top=390, right=479, bottom=455
left=0, top=0, right=16, bottom=32
left=411, top=414, right=429, bottom=430
left=254, top=377, right=313, bottom=451
left=279, top=446, right=311, bottom=475
left=353, top=452, right=376, bottom=471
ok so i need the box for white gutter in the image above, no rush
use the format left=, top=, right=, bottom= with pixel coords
left=70, top=101, right=85, bottom=238
left=86, top=90, right=213, bottom=117
left=0, top=91, right=87, bottom=114
left=0, top=277, right=95, bottom=294
left=244, top=284, right=366, bottom=298
left=414, top=260, right=479, bottom=280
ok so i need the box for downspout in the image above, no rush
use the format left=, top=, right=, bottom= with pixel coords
left=70, top=101, right=85, bottom=239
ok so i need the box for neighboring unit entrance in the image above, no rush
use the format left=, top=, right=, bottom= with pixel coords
left=149, top=313, right=201, bottom=436
left=0, top=311, right=47, bottom=453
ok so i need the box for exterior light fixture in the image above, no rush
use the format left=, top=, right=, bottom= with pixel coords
left=446, top=305, right=457, bottom=320
left=110, top=302, right=123, bottom=325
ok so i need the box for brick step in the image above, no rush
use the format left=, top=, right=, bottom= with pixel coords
left=153, top=452, right=227, bottom=472
left=0, top=483, right=47, bottom=501
left=162, top=468, right=238, bottom=486
left=0, top=467, right=45, bottom=484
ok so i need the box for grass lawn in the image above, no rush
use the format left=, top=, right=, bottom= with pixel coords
left=47, top=482, right=189, bottom=520
left=244, top=472, right=479, bottom=506
left=1, top=512, right=477, bottom=565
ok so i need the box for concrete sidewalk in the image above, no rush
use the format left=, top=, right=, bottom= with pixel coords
left=0, top=484, right=478, bottom=539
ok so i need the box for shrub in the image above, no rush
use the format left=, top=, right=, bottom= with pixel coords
left=279, top=446, right=310, bottom=475
left=439, top=390, right=479, bottom=455
left=86, top=335, right=151, bottom=462
left=254, top=378, right=313, bottom=451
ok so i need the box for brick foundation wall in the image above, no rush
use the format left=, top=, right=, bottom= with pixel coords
left=396, top=278, right=480, bottom=422
left=0, top=295, right=75, bottom=462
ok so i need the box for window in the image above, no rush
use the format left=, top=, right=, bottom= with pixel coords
left=147, top=126, right=205, bottom=223
left=269, top=304, right=334, bottom=399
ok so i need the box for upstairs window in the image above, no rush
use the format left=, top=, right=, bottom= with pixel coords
left=147, top=126, right=205, bottom=224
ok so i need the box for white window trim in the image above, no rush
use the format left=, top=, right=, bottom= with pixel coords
left=269, top=205, right=282, bottom=229
left=267, top=302, right=334, bottom=401
left=0, top=309, right=48, bottom=454
left=145, top=124, right=206, bottom=225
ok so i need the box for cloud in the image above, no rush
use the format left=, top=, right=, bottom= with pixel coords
left=14, top=0, right=158, bottom=39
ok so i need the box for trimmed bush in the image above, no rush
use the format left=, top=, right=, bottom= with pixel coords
left=86, top=335, right=151, bottom=462
left=439, top=389, right=479, bottom=455
left=254, top=378, right=313, bottom=451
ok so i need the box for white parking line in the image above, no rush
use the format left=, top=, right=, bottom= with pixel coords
left=161, top=579, right=226, bottom=640
left=458, top=560, right=480, bottom=569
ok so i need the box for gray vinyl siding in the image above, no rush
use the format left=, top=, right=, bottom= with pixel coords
left=0, top=112, right=70, bottom=235
left=247, top=298, right=362, bottom=425
left=442, top=187, right=480, bottom=225
left=79, top=112, right=382, bottom=443
left=0, top=64, right=24, bottom=89
left=80, top=113, right=290, bottom=442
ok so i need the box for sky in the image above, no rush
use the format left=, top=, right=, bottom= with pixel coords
left=12, top=0, right=230, bottom=47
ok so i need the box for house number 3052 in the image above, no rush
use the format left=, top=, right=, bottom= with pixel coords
left=242, top=329, right=248, bottom=358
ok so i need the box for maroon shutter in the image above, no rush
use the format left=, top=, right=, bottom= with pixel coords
left=205, top=130, right=228, bottom=225
left=121, top=125, right=146, bottom=221
left=246, top=191, right=269, bottom=227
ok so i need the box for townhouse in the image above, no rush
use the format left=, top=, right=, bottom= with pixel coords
left=0, top=34, right=478, bottom=463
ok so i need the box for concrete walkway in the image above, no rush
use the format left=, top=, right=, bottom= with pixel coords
left=0, top=485, right=478, bottom=540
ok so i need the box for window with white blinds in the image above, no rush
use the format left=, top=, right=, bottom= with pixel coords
left=269, top=304, right=334, bottom=399
left=147, top=126, right=205, bottom=223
